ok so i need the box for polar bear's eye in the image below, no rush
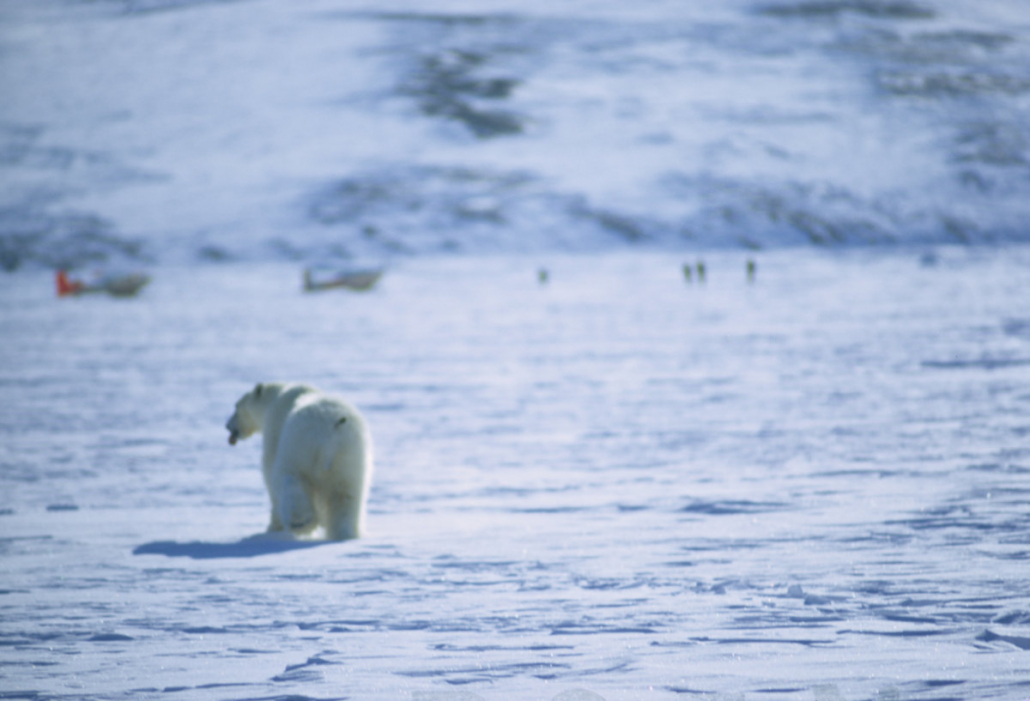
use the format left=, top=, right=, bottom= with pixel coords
left=336, top=417, right=347, bottom=427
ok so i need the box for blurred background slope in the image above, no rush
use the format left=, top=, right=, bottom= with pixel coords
left=1, top=0, right=1029, bottom=270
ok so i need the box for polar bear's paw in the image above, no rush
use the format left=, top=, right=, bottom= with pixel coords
left=288, top=515, right=317, bottom=535
left=285, top=508, right=317, bottom=535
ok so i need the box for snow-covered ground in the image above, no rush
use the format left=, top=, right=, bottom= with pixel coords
left=3, top=248, right=1030, bottom=700
left=4, top=1, right=1030, bottom=699
left=2, top=0, right=1030, bottom=267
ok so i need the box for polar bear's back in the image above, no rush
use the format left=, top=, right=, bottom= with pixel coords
left=277, top=391, right=372, bottom=482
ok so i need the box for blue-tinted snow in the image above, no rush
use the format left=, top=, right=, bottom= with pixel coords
left=2, top=249, right=1030, bottom=699
left=3, top=0, right=1030, bottom=699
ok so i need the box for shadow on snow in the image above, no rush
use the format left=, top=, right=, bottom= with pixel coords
left=133, top=533, right=336, bottom=559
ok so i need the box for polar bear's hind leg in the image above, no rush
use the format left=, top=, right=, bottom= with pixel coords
left=324, top=490, right=363, bottom=540
left=275, top=472, right=318, bottom=535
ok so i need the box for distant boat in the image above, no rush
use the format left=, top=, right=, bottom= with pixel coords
left=56, top=270, right=151, bottom=298
left=303, top=267, right=383, bottom=292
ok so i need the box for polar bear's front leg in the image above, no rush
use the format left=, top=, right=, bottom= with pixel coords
left=274, top=472, right=318, bottom=536
left=262, top=454, right=284, bottom=533
left=264, top=470, right=285, bottom=532
left=266, top=508, right=285, bottom=533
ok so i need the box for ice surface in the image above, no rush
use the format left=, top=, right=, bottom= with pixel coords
left=4, top=0, right=1030, bottom=698
left=3, top=248, right=1030, bottom=699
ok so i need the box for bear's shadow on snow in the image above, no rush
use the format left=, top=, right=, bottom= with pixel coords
left=133, top=533, right=336, bottom=559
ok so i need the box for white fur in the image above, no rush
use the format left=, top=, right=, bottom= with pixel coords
left=226, top=382, right=373, bottom=540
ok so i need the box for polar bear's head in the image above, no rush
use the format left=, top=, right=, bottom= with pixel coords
left=226, top=382, right=270, bottom=446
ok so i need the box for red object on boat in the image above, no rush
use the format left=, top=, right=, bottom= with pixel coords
left=56, top=270, right=85, bottom=297
left=55, top=270, right=150, bottom=298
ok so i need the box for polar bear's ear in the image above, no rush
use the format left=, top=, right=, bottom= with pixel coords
left=254, top=382, right=264, bottom=397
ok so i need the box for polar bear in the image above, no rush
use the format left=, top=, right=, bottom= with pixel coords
left=226, top=382, right=373, bottom=540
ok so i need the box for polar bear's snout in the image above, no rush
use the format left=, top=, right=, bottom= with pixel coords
left=226, top=416, right=240, bottom=445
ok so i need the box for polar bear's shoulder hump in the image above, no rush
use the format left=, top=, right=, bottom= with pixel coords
left=274, top=383, right=318, bottom=405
